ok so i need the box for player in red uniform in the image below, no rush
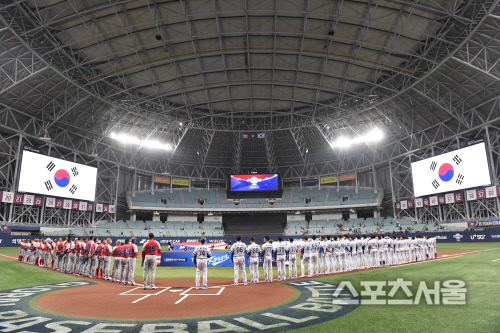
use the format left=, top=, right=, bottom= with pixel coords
left=142, top=233, right=161, bottom=290
left=95, top=240, right=104, bottom=279
left=124, top=238, right=139, bottom=286
left=102, top=238, right=113, bottom=280
left=112, top=240, right=124, bottom=282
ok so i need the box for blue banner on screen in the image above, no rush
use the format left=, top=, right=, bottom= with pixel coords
left=161, top=251, right=237, bottom=267
left=230, top=174, right=278, bottom=191
left=160, top=251, right=274, bottom=267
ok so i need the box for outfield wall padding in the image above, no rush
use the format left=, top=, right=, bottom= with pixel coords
left=0, top=230, right=499, bottom=247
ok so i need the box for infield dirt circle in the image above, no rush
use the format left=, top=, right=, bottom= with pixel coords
left=37, top=279, right=296, bottom=319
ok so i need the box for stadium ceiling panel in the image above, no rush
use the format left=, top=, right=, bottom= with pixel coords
left=0, top=0, right=499, bottom=178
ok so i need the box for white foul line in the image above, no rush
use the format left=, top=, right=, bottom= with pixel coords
left=492, top=258, right=500, bottom=262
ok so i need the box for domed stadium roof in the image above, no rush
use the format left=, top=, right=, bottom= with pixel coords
left=1, top=0, right=499, bottom=179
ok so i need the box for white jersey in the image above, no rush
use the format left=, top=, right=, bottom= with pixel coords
left=333, top=240, right=342, bottom=254
left=301, top=241, right=312, bottom=256
left=230, top=242, right=247, bottom=258
left=247, top=243, right=260, bottom=258
left=352, top=239, right=360, bottom=252
left=310, top=240, right=320, bottom=254
left=368, top=239, right=379, bottom=251
left=274, top=242, right=287, bottom=256
left=193, top=245, right=211, bottom=259
left=380, top=238, right=389, bottom=251
left=325, top=240, right=334, bottom=254
left=287, top=243, right=299, bottom=256
left=344, top=239, right=351, bottom=253
left=361, top=238, right=369, bottom=253
left=260, top=242, right=274, bottom=258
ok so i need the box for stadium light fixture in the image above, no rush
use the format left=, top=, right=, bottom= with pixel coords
left=330, top=127, right=384, bottom=148
left=110, top=132, right=172, bottom=150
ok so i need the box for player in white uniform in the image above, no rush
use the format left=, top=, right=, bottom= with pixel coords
left=332, top=236, right=341, bottom=273
left=260, top=236, right=274, bottom=282
left=346, top=236, right=354, bottom=271
left=230, top=235, right=247, bottom=286
left=388, top=236, right=395, bottom=265
left=379, top=235, right=388, bottom=266
left=353, top=236, right=361, bottom=269
left=368, top=235, right=379, bottom=268
left=274, top=236, right=287, bottom=281
left=360, top=236, right=367, bottom=268
left=300, top=236, right=312, bottom=277
left=287, top=238, right=299, bottom=279
left=338, top=236, right=347, bottom=272
left=404, top=237, right=410, bottom=263
left=193, top=237, right=211, bottom=289
left=247, top=237, right=260, bottom=284
left=324, top=235, right=333, bottom=274
left=430, top=235, right=437, bottom=259
left=309, top=235, right=320, bottom=276
left=318, top=236, right=326, bottom=274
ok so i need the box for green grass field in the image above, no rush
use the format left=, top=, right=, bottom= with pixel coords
left=1, top=243, right=499, bottom=332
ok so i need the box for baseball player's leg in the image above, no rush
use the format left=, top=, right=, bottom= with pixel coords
left=124, top=258, right=131, bottom=284
left=143, top=259, right=150, bottom=288
left=233, top=261, right=239, bottom=285
left=300, top=257, right=305, bottom=277
left=264, top=258, right=272, bottom=282
left=104, top=257, right=110, bottom=279
left=150, top=258, right=157, bottom=289
left=195, top=262, right=201, bottom=288
left=239, top=259, right=247, bottom=284
left=277, top=258, right=282, bottom=280
left=128, top=258, right=136, bottom=285
left=119, top=259, right=128, bottom=282
left=310, top=255, right=317, bottom=277
left=202, top=260, right=208, bottom=287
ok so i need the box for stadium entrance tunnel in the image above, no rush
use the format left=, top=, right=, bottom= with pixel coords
left=0, top=280, right=360, bottom=332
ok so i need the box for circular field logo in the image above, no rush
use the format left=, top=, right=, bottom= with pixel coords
left=0, top=280, right=360, bottom=332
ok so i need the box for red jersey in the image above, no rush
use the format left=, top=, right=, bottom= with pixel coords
left=102, top=244, right=110, bottom=256
left=115, top=245, right=124, bottom=258
left=43, top=243, right=49, bottom=252
left=123, top=244, right=132, bottom=258
left=74, top=241, right=80, bottom=253
left=57, top=242, right=63, bottom=252
left=96, top=244, right=103, bottom=256
left=143, top=240, right=160, bottom=255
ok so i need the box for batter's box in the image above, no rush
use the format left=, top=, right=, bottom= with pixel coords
left=119, top=287, right=170, bottom=304
left=175, top=286, right=225, bottom=304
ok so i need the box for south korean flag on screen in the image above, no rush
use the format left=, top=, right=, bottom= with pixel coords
left=411, top=142, right=491, bottom=197
left=17, top=149, right=97, bottom=202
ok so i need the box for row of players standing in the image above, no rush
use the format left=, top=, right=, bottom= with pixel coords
left=17, top=236, right=140, bottom=286
left=193, top=234, right=438, bottom=288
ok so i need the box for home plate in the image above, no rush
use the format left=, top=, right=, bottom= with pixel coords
left=175, top=286, right=225, bottom=304
left=169, top=289, right=183, bottom=292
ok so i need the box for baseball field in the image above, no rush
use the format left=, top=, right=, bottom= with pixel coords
left=0, top=243, right=499, bottom=333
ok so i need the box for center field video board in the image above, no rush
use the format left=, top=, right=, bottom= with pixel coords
left=230, top=174, right=279, bottom=191
left=17, top=147, right=98, bottom=202
left=411, top=141, right=491, bottom=197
